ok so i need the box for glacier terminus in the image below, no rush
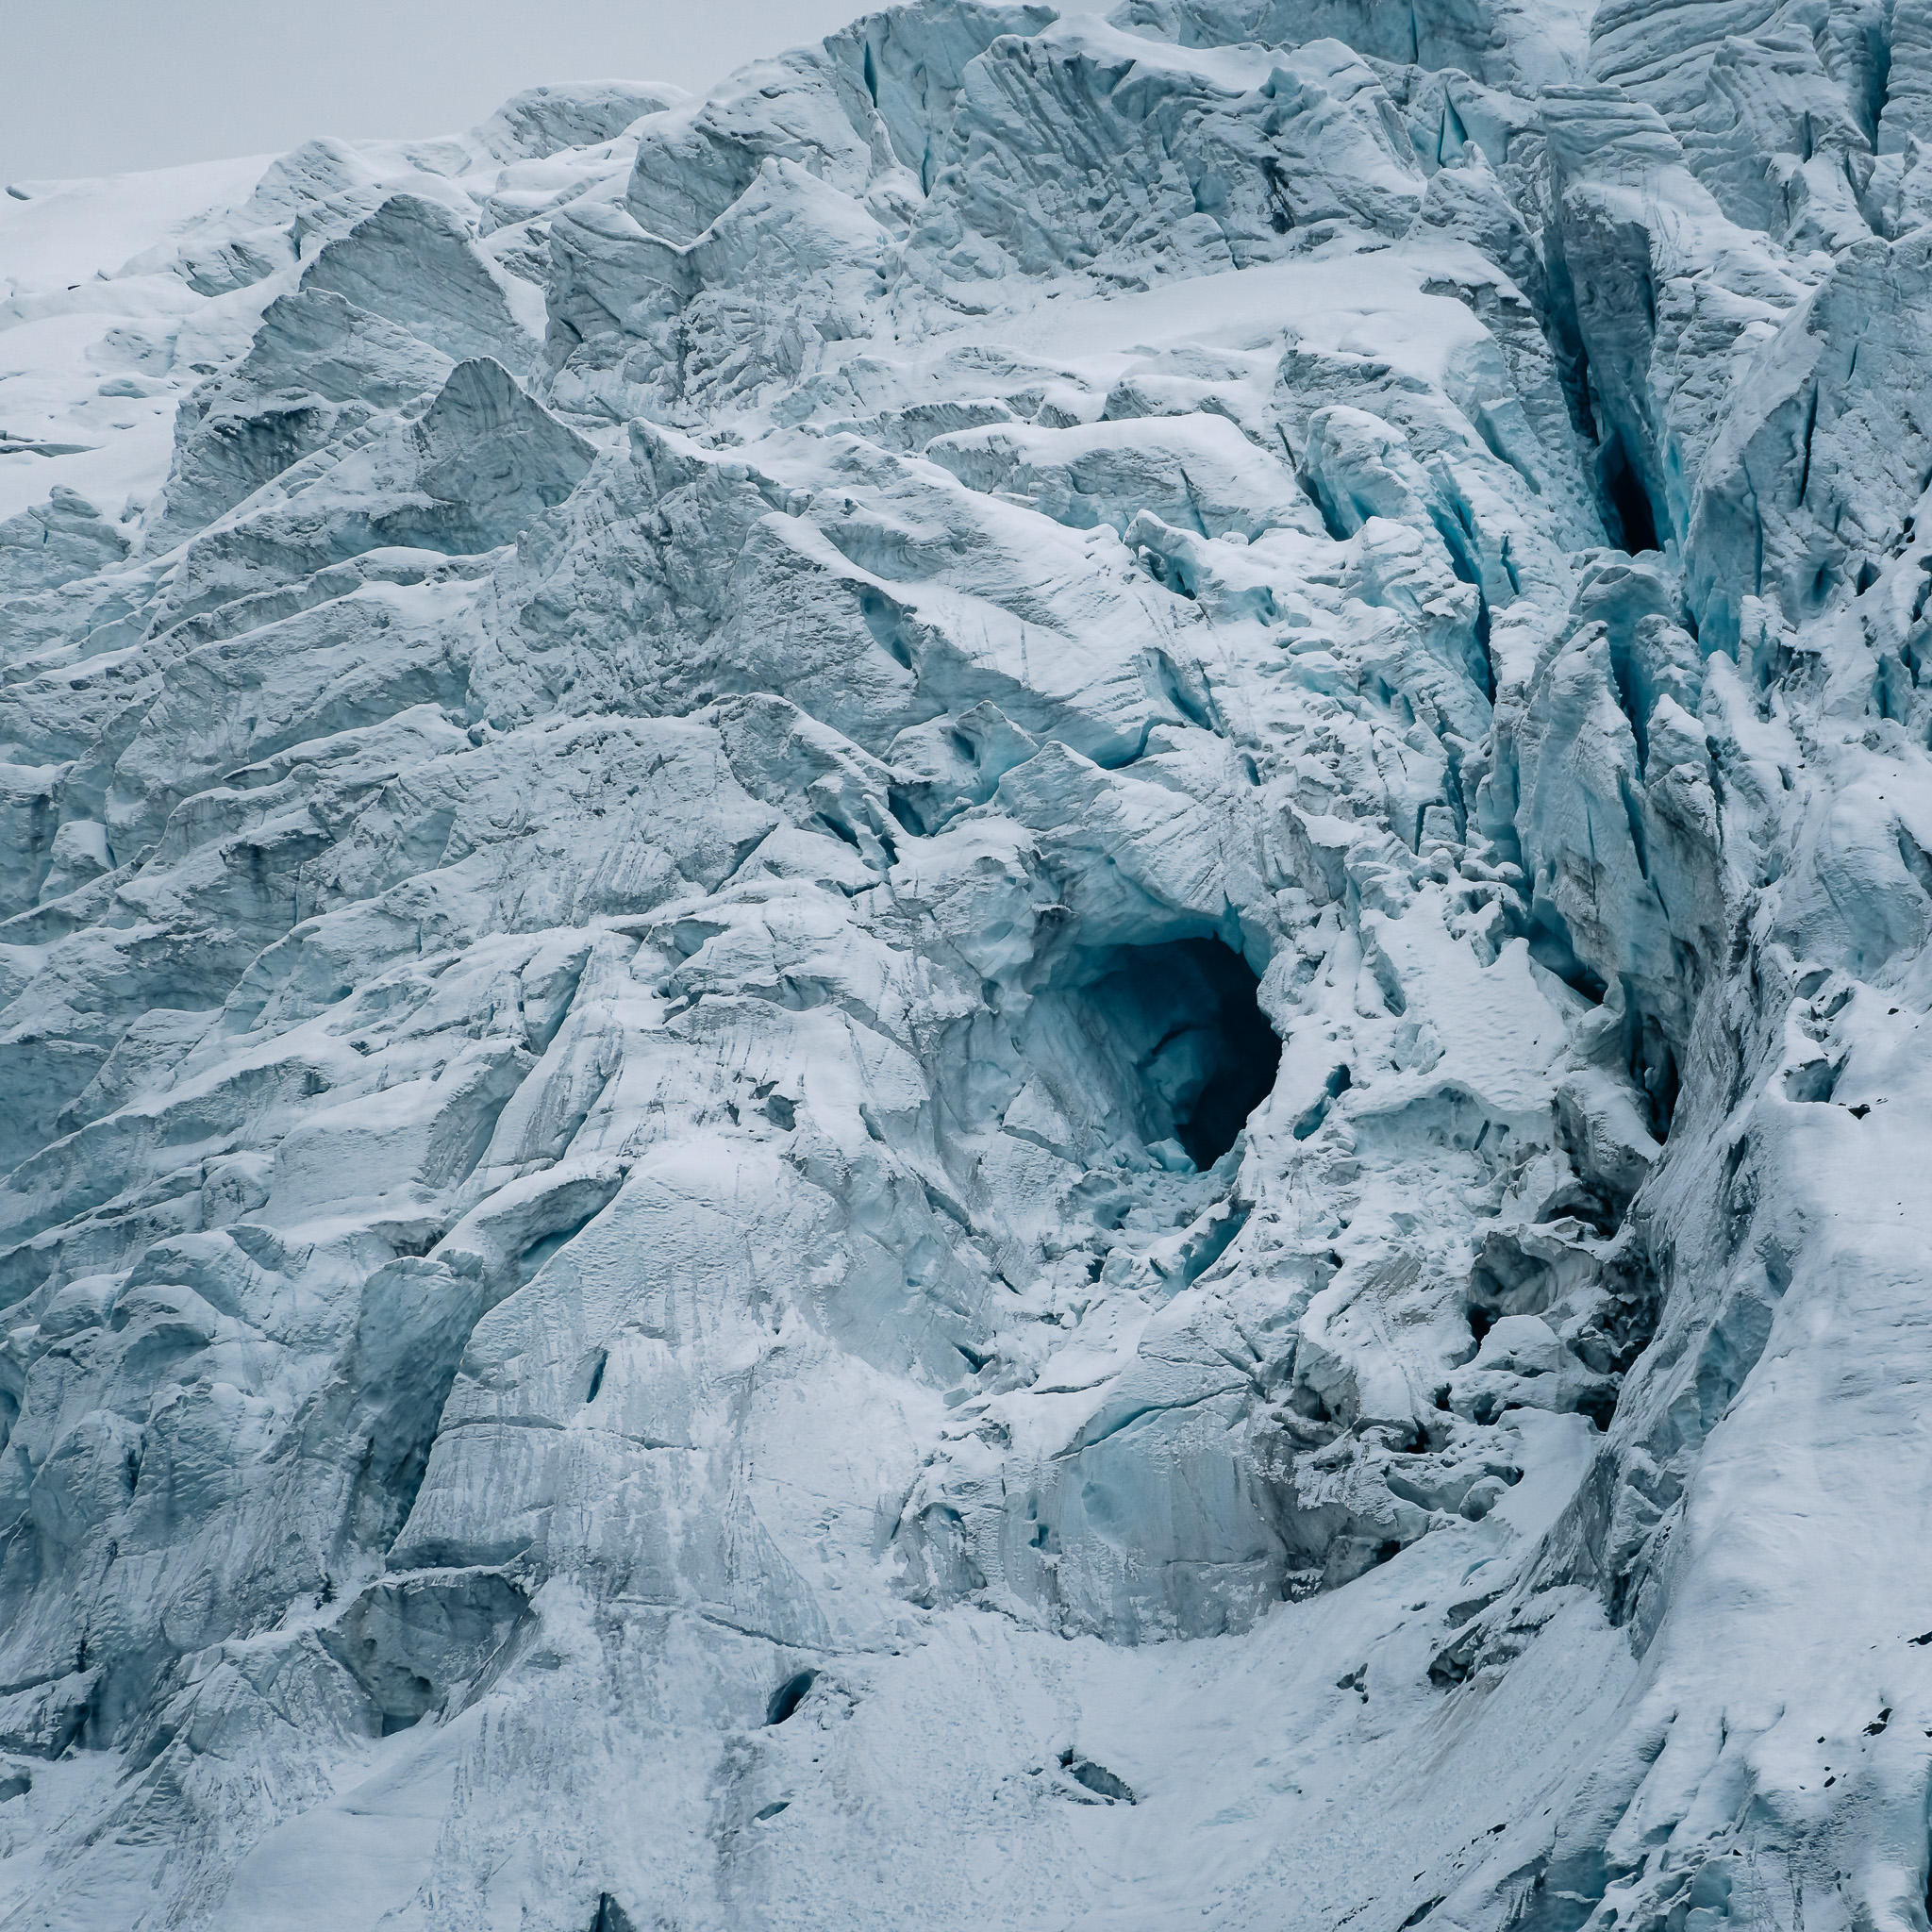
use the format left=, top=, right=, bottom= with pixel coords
left=4, top=2, right=1932, bottom=1927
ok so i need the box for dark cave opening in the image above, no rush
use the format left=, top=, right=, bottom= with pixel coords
left=766, top=1670, right=818, bottom=1725
left=1084, top=938, right=1283, bottom=1169
left=1600, top=436, right=1661, bottom=555
left=591, top=1895, right=639, bottom=1932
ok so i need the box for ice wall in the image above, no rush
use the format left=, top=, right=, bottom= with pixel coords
left=4, top=5, right=1932, bottom=1929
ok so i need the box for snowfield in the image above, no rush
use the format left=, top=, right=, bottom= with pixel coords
left=4, top=4, right=1932, bottom=1928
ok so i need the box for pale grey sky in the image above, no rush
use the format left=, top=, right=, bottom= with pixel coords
left=2, top=0, right=1106, bottom=187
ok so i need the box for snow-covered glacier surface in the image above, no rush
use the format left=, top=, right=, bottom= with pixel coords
left=7, top=3, right=1932, bottom=1925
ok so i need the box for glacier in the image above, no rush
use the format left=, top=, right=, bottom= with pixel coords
left=3, top=2, right=1932, bottom=1926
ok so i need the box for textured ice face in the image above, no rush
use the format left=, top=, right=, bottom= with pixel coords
left=4, top=3, right=1932, bottom=1928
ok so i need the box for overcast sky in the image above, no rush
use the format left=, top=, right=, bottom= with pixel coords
left=1, top=0, right=1107, bottom=187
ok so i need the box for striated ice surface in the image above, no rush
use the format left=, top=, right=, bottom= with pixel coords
left=4, top=4, right=1932, bottom=1928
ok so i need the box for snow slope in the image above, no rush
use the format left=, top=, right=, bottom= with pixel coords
left=3, top=7, right=1932, bottom=1929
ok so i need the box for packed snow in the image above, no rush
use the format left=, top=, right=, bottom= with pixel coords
left=5, top=5, right=1932, bottom=1928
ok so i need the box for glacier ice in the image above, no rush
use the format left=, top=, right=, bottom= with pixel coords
left=5, top=2, right=1932, bottom=1927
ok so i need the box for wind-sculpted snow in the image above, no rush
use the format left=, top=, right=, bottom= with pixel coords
left=6, top=3, right=1932, bottom=1928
